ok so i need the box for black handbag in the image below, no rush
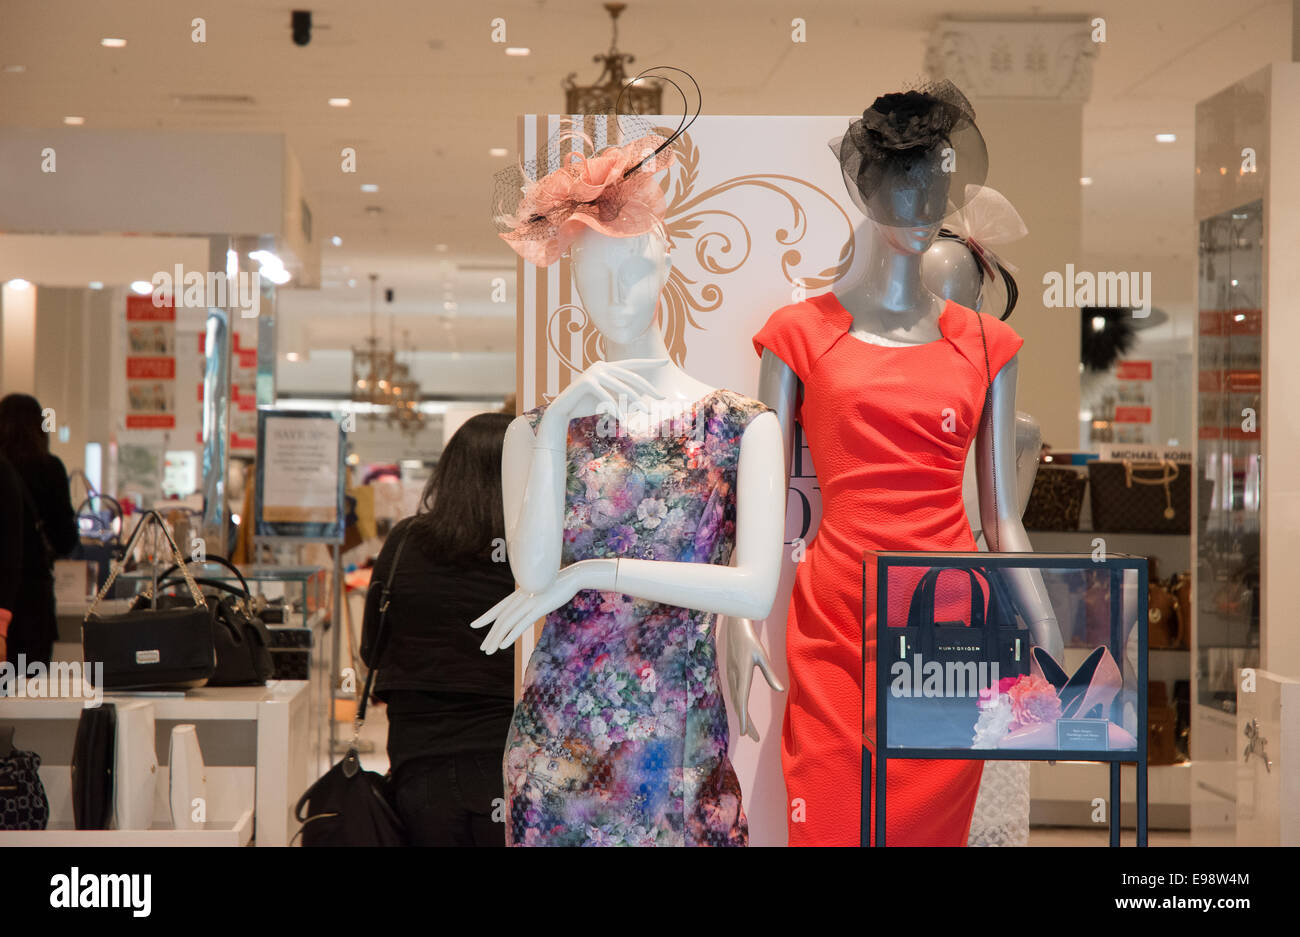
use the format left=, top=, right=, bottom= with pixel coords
left=153, top=556, right=273, bottom=687
left=0, top=727, right=50, bottom=831
left=294, top=527, right=412, bottom=846
left=891, top=567, right=1031, bottom=678
left=70, top=704, right=116, bottom=830
left=883, top=567, right=1030, bottom=749
left=82, top=510, right=216, bottom=691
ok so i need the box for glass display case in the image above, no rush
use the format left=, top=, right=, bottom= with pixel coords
left=1194, top=201, right=1262, bottom=713
left=865, top=551, right=1149, bottom=846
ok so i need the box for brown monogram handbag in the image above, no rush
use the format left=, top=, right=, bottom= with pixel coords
left=1088, top=459, right=1192, bottom=533
left=1022, top=465, right=1088, bottom=531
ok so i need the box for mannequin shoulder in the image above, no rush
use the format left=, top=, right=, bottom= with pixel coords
left=752, top=294, right=851, bottom=377
left=946, top=304, right=1024, bottom=375
left=711, top=389, right=773, bottom=430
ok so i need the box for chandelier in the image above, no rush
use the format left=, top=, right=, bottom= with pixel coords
left=351, top=273, right=397, bottom=414
left=386, top=332, right=427, bottom=437
left=563, top=3, right=662, bottom=114
left=351, top=277, right=428, bottom=437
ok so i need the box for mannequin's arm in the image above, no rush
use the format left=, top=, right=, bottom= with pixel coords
left=614, top=411, right=785, bottom=616
left=757, top=348, right=799, bottom=489
left=975, top=355, right=1064, bottom=658
left=501, top=415, right=567, bottom=593
left=476, top=411, right=787, bottom=652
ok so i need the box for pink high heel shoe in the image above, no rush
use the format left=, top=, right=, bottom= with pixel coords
left=998, top=646, right=1137, bottom=749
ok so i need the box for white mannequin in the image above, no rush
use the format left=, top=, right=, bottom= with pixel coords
left=472, top=225, right=787, bottom=741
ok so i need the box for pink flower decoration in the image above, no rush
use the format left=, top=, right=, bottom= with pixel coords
left=1006, top=673, right=1062, bottom=728
left=500, top=135, right=674, bottom=267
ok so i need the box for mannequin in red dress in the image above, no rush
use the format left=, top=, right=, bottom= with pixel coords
left=752, top=83, right=1063, bottom=846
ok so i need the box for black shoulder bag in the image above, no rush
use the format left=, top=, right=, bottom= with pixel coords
left=294, top=527, right=412, bottom=846
left=82, top=511, right=216, bottom=690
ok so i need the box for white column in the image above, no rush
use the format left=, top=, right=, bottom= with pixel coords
left=1, top=280, right=37, bottom=394
left=927, top=17, right=1098, bottom=448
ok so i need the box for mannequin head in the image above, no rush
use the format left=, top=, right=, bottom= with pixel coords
left=831, top=139, right=951, bottom=255
left=864, top=150, right=952, bottom=254
left=569, top=226, right=671, bottom=344
left=922, top=236, right=984, bottom=310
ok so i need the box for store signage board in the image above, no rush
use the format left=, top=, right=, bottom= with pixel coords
left=124, top=293, right=177, bottom=430
left=254, top=409, right=345, bottom=542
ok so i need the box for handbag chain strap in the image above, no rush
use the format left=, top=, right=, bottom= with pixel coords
left=974, top=311, right=1001, bottom=548
left=85, top=509, right=208, bottom=619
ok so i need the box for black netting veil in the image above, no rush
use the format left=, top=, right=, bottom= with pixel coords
left=833, top=79, right=988, bottom=228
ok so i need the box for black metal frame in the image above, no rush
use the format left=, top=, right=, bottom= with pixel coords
left=862, top=552, right=1148, bottom=847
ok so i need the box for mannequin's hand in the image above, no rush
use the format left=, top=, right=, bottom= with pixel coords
left=537, top=359, right=668, bottom=448
left=473, top=562, right=598, bottom=655
left=723, top=617, right=785, bottom=742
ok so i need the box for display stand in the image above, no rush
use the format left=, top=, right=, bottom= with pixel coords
left=0, top=683, right=312, bottom=846
left=863, top=552, right=1149, bottom=847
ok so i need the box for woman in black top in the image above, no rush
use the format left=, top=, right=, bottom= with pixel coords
left=0, top=394, right=79, bottom=668
left=360, top=412, right=516, bottom=846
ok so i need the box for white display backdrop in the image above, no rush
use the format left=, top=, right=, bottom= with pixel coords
left=515, top=114, right=865, bottom=846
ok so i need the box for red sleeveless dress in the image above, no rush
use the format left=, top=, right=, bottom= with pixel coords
left=753, top=293, right=1023, bottom=846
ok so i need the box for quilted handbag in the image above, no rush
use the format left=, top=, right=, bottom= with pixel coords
left=0, top=728, right=49, bottom=831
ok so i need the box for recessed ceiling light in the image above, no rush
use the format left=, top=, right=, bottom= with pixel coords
left=88, top=281, right=104, bottom=290
left=1155, top=133, right=1176, bottom=143
left=130, top=281, right=153, bottom=295
left=328, top=97, right=351, bottom=108
left=64, top=116, right=85, bottom=126
left=331, top=235, right=342, bottom=246
left=360, top=183, right=378, bottom=192
left=285, top=351, right=301, bottom=362
left=5, top=278, right=32, bottom=290
left=1080, top=176, right=1093, bottom=186
left=489, top=147, right=509, bottom=157
left=505, top=47, right=530, bottom=56
left=3, top=65, right=25, bottom=73
left=101, top=38, right=127, bottom=48
left=347, top=278, right=358, bottom=288
left=444, top=301, right=458, bottom=312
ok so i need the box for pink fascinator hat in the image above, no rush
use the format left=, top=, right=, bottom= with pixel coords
left=492, top=67, right=700, bottom=267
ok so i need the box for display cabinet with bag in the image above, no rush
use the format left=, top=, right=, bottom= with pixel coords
left=865, top=551, right=1149, bottom=847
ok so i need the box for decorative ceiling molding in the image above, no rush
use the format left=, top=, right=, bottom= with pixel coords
left=926, top=17, right=1099, bottom=102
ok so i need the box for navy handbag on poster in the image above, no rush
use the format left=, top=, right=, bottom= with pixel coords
left=885, top=567, right=1031, bottom=749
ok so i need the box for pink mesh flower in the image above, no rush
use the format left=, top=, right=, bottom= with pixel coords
left=1007, top=673, right=1062, bottom=728
left=499, top=134, right=674, bottom=267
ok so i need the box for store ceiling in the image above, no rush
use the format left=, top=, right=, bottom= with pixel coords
left=0, top=0, right=1291, bottom=365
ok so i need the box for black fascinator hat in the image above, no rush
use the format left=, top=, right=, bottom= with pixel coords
left=832, top=79, right=988, bottom=228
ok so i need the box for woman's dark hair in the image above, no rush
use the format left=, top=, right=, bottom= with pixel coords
left=409, top=411, right=512, bottom=564
left=0, top=393, right=50, bottom=466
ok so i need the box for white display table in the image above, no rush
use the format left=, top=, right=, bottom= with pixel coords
left=0, top=681, right=317, bottom=847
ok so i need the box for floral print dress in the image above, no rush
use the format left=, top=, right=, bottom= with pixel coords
left=505, top=388, right=770, bottom=846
